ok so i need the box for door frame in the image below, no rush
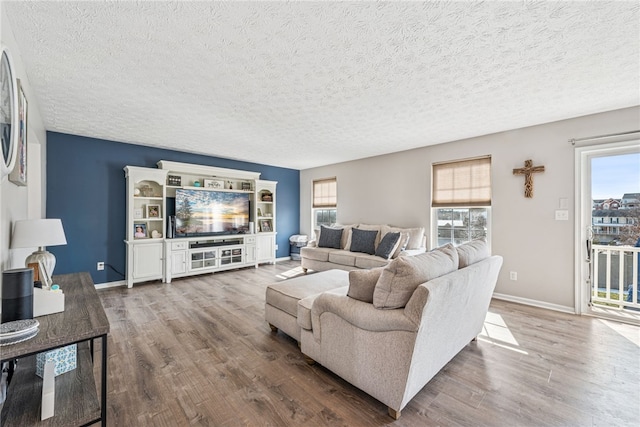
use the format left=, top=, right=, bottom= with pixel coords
left=574, top=139, right=640, bottom=314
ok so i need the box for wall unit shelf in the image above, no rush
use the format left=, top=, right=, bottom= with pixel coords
left=123, top=161, right=278, bottom=287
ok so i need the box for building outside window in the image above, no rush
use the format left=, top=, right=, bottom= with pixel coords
left=312, top=178, right=337, bottom=236
left=432, top=156, right=491, bottom=247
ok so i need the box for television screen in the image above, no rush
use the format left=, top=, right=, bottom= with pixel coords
left=175, top=189, right=250, bottom=236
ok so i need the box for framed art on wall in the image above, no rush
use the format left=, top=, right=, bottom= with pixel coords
left=9, top=78, right=27, bottom=185
left=0, top=45, right=18, bottom=180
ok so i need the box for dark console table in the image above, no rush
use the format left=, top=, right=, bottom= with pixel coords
left=1, top=272, right=109, bottom=426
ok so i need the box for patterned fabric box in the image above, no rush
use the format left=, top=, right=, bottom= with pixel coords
left=36, top=344, right=77, bottom=377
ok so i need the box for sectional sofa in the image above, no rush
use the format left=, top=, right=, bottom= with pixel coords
left=266, top=238, right=502, bottom=418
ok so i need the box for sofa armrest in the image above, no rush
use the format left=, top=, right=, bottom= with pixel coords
left=398, top=247, right=426, bottom=257
left=306, top=240, right=317, bottom=248
left=311, top=292, right=417, bottom=342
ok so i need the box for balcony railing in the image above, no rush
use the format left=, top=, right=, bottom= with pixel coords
left=591, top=244, right=640, bottom=310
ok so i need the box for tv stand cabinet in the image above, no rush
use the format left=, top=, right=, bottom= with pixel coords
left=165, top=234, right=257, bottom=283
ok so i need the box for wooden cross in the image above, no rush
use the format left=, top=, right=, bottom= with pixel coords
left=513, top=159, right=545, bottom=198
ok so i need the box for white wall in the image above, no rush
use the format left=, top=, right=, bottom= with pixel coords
left=300, top=106, right=640, bottom=311
left=1, top=3, right=47, bottom=274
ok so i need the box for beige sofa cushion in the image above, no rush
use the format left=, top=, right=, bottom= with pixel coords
left=347, top=267, right=385, bottom=303
left=300, top=246, right=333, bottom=262
left=373, top=244, right=459, bottom=309
left=457, top=238, right=490, bottom=268
left=328, top=250, right=357, bottom=267
left=354, top=254, right=389, bottom=269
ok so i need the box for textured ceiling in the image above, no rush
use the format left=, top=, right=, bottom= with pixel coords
left=4, top=1, right=639, bottom=170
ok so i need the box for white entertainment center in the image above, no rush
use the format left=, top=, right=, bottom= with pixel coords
left=124, top=160, right=277, bottom=288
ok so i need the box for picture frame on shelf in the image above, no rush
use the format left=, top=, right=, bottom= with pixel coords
left=257, top=208, right=262, bottom=217
left=241, top=182, right=251, bottom=191
left=204, top=179, right=224, bottom=189
left=146, top=204, right=160, bottom=218
left=134, top=223, right=147, bottom=238
left=260, top=220, right=271, bottom=232
left=167, top=175, right=181, bottom=186
left=134, top=208, right=143, bottom=219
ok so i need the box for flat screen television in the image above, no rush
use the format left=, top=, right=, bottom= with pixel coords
left=174, top=188, right=250, bottom=237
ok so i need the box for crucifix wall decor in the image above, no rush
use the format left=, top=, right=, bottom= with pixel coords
left=513, top=159, right=545, bottom=198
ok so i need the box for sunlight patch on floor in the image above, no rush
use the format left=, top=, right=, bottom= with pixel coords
left=275, top=266, right=306, bottom=280
left=597, top=317, right=640, bottom=347
left=478, top=311, right=528, bottom=355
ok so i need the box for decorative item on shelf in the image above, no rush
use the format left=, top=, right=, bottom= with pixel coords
left=139, top=184, right=153, bottom=197
left=151, top=230, right=161, bottom=238
left=167, top=175, right=181, bottom=186
left=260, top=220, right=272, bottom=232
left=134, top=208, right=143, bottom=219
left=1, top=268, right=34, bottom=323
left=134, top=188, right=141, bottom=196
left=146, top=204, right=160, bottom=218
left=204, top=179, right=224, bottom=189
left=257, top=208, right=263, bottom=217
left=10, top=219, right=68, bottom=278
left=241, top=182, right=251, bottom=191
left=227, top=181, right=233, bottom=190
left=134, top=223, right=147, bottom=238
left=36, top=344, right=77, bottom=378
left=264, top=212, right=272, bottom=217
left=261, top=193, right=273, bottom=202
left=193, top=180, right=201, bottom=187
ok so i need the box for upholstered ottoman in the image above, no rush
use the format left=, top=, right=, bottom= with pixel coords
left=265, top=269, right=348, bottom=341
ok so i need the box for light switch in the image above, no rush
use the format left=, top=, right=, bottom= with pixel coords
left=559, top=198, right=569, bottom=209
left=555, top=210, right=569, bottom=221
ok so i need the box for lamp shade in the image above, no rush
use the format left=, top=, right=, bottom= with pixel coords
left=11, top=219, right=67, bottom=249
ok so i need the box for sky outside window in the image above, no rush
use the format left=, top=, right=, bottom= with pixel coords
left=591, top=152, right=640, bottom=199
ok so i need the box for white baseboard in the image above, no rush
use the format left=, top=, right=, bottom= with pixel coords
left=94, top=280, right=126, bottom=290
left=492, top=292, right=576, bottom=315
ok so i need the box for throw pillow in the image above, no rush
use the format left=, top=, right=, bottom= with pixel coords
left=347, top=267, right=385, bottom=303
left=349, top=228, right=378, bottom=255
left=375, top=232, right=401, bottom=260
left=391, top=232, right=410, bottom=258
left=457, top=238, right=490, bottom=268
left=317, top=226, right=343, bottom=249
left=381, top=226, right=425, bottom=250
left=373, top=244, right=459, bottom=309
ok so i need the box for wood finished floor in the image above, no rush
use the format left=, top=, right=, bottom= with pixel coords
left=95, top=261, right=640, bottom=426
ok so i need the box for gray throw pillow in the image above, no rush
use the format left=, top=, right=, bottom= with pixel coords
left=373, top=244, right=459, bottom=309
left=457, top=238, right=490, bottom=268
left=375, top=232, right=401, bottom=260
left=347, top=267, right=385, bottom=303
left=317, top=226, right=343, bottom=249
left=349, top=228, right=378, bottom=255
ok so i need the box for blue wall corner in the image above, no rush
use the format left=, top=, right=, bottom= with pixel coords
left=46, top=132, right=300, bottom=284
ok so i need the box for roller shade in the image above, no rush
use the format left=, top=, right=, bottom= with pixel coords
left=313, top=178, right=337, bottom=208
left=432, top=156, right=491, bottom=207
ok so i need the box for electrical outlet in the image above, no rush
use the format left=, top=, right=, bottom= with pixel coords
left=510, top=271, right=517, bottom=281
left=97, top=262, right=105, bottom=271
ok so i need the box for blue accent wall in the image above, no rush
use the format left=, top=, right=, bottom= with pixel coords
left=46, top=132, right=300, bottom=284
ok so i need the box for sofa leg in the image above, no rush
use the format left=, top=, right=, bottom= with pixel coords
left=268, top=323, right=278, bottom=333
left=303, top=354, right=315, bottom=365
left=388, top=407, right=401, bottom=419
left=471, top=336, right=477, bottom=342
left=302, top=267, right=308, bottom=274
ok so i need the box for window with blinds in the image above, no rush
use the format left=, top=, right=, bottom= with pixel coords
left=432, top=157, right=491, bottom=247
left=313, top=178, right=337, bottom=232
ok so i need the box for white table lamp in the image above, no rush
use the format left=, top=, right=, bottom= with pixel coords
left=11, top=219, right=67, bottom=278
